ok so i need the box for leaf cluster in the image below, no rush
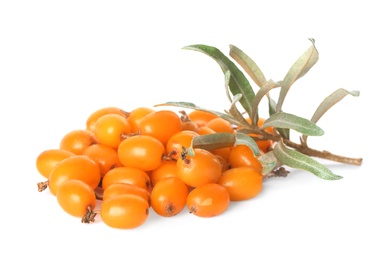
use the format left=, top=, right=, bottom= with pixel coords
left=157, top=39, right=361, bottom=180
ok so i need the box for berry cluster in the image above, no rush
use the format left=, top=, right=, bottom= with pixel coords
left=36, top=106, right=272, bottom=229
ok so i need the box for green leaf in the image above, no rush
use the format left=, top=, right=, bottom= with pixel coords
left=228, top=94, right=253, bottom=127
left=258, top=151, right=278, bottom=175
left=261, top=112, right=324, bottom=136
left=156, top=101, right=242, bottom=126
left=251, top=80, right=278, bottom=125
left=183, top=44, right=256, bottom=118
left=302, top=88, right=360, bottom=143
left=234, top=132, right=261, bottom=157
left=229, top=44, right=267, bottom=88
left=310, top=88, right=360, bottom=124
left=273, top=141, right=342, bottom=180
left=276, top=38, right=319, bottom=112
left=191, top=133, right=236, bottom=151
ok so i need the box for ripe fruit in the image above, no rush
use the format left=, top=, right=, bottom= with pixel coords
left=117, top=135, right=164, bottom=172
left=86, top=106, right=128, bottom=132
left=166, top=130, right=199, bottom=160
left=127, top=106, right=155, bottom=133
left=187, top=183, right=230, bottom=217
left=187, top=110, right=218, bottom=127
left=149, top=160, right=179, bottom=186
left=151, top=177, right=189, bottom=217
left=101, top=166, right=151, bottom=190
left=176, top=148, right=222, bottom=187
left=205, top=117, right=235, bottom=133
left=103, top=183, right=151, bottom=206
left=93, top=113, right=132, bottom=149
left=229, top=144, right=263, bottom=173
left=59, top=129, right=96, bottom=155
left=48, top=155, right=101, bottom=195
left=100, top=194, right=149, bottom=229
left=56, top=179, right=96, bottom=217
left=139, top=110, right=182, bottom=145
left=217, top=166, right=263, bottom=201
left=83, top=143, right=122, bottom=178
left=36, top=149, right=75, bottom=179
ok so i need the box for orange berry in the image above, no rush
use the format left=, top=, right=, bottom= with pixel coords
left=149, top=160, right=179, bottom=187
left=187, top=110, right=218, bottom=127
left=83, top=143, right=122, bottom=178
left=101, top=194, right=149, bottom=229
left=93, top=114, right=132, bottom=149
left=59, top=129, right=96, bottom=155
left=56, top=179, right=96, bottom=217
left=205, top=117, right=235, bottom=133
left=102, top=166, right=151, bottom=191
left=48, top=155, right=101, bottom=195
left=139, top=110, right=182, bottom=145
left=176, top=148, right=222, bottom=187
left=187, top=183, right=230, bottom=217
left=86, top=107, right=128, bottom=132
left=151, top=177, right=189, bottom=217
left=166, top=130, right=199, bottom=160
left=127, top=107, right=155, bottom=133
left=103, top=183, right=151, bottom=206
left=117, top=135, right=165, bottom=172
left=36, top=149, right=75, bottom=179
left=217, top=166, right=263, bottom=201
left=229, top=144, right=263, bottom=173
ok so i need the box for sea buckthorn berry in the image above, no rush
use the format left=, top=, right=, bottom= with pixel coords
left=139, top=110, right=182, bottom=145
left=150, top=160, right=179, bottom=187
left=117, top=135, right=164, bottom=172
left=127, top=106, right=155, bottom=133
left=229, top=144, right=263, bottom=173
left=187, top=110, right=218, bottom=127
left=179, top=110, right=198, bottom=131
left=176, top=148, right=222, bottom=187
left=217, top=166, right=263, bottom=201
left=93, top=113, right=132, bottom=149
left=83, top=143, right=122, bottom=178
left=103, top=183, right=151, bottom=206
left=101, top=166, right=151, bottom=191
left=101, top=194, right=149, bottom=229
left=151, top=177, right=189, bottom=217
left=48, top=155, right=101, bottom=195
left=56, top=179, right=96, bottom=217
left=36, top=149, right=75, bottom=179
left=59, top=129, right=96, bottom=155
left=205, top=117, right=235, bottom=133
left=187, top=183, right=230, bottom=218
left=211, top=147, right=232, bottom=162
left=195, top=126, right=216, bottom=135
left=86, top=106, right=129, bottom=132
left=166, top=130, right=199, bottom=160
left=214, top=154, right=230, bottom=172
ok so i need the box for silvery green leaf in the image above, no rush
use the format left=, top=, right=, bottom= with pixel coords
left=273, top=141, right=342, bottom=180
left=262, top=112, right=324, bottom=136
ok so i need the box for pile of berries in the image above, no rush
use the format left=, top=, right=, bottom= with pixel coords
left=36, top=106, right=273, bottom=229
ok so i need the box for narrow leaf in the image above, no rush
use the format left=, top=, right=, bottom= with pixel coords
left=229, top=44, right=267, bottom=88
left=234, top=132, right=261, bottom=157
left=224, top=70, right=233, bottom=103
left=273, top=141, right=342, bottom=180
left=261, top=112, right=324, bottom=136
left=191, top=133, right=236, bottom=151
left=183, top=44, right=256, bottom=118
left=228, top=94, right=253, bottom=127
left=251, top=80, right=278, bottom=125
left=258, top=151, right=278, bottom=175
left=310, top=88, right=360, bottom=124
left=276, top=38, right=319, bottom=112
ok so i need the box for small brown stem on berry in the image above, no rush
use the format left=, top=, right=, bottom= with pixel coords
left=81, top=206, right=98, bottom=224
left=37, top=180, right=48, bottom=192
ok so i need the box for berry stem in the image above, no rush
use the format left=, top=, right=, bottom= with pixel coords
left=37, top=180, right=48, bottom=192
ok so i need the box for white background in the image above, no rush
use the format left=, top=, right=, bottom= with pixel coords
left=1, top=1, right=389, bottom=259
